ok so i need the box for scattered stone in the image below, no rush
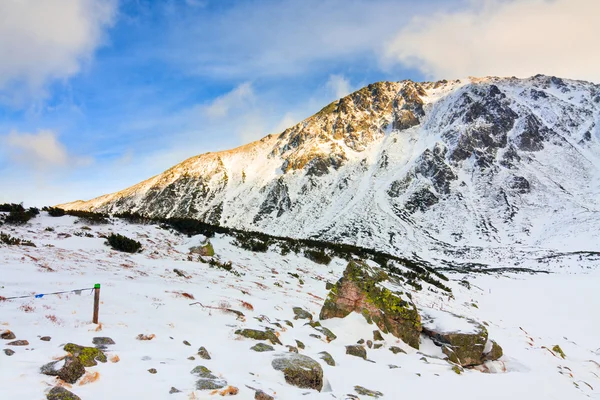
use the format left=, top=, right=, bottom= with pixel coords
left=191, top=365, right=218, bottom=379
left=325, top=282, right=334, bottom=290
left=137, top=333, right=155, bottom=341
left=196, top=379, right=227, bottom=390
left=4, top=349, right=15, bottom=356
left=251, top=343, right=274, bottom=352
left=346, top=345, right=367, bottom=360
left=286, top=345, right=298, bottom=353
left=388, top=364, right=400, bottom=369
left=272, top=353, right=324, bottom=391
left=255, top=390, right=275, bottom=400
left=295, top=340, right=305, bottom=350
left=7, top=340, right=29, bottom=346
left=367, top=340, right=373, bottom=349
left=183, top=340, right=191, bottom=346
left=1, top=330, right=16, bottom=340
left=318, top=351, right=335, bottom=366
left=47, top=386, right=81, bottom=400
left=169, top=387, right=181, bottom=394
left=485, top=340, right=503, bottom=361
left=389, top=346, right=406, bottom=354
left=293, top=307, right=313, bottom=320
left=309, top=334, right=321, bottom=339
left=235, top=329, right=282, bottom=345
left=41, top=357, right=86, bottom=384
left=188, top=356, right=195, bottom=360
left=373, top=330, right=384, bottom=341
left=420, top=356, right=429, bottom=363
left=64, top=343, right=107, bottom=367
left=357, top=339, right=365, bottom=345
left=40, top=336, right=52, bottom=342
left=198, top=346, right=211, bottom=360
left=354, top=386, right=383, bottom=398
left=148, top=368, right=157, bottom=374
left=315, top=326, right=337, bottom=342
left=452, top=365, right=463, bottom=374
left=373, top=343, right=383, bottom=350
left=306, top=320, right=321, bottom=328
left=320, top=260, right=422, bottom=349
left=173, top=268, right=189, bottom=278
left=284, top=320, right=294, bottom=328
left=92, top=337, right=115, bottom=346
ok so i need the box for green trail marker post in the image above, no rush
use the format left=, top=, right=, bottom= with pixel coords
left=93, top=284, right=101, bottom=324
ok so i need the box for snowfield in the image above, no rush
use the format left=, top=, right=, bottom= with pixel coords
left=1, top=213, right=599, bottom=399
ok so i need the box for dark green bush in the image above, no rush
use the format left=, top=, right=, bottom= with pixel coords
left=67, top=210, right=110, bottom=224
left=304, top=249, right=332, bottom=265
left=233, top=232, right=270, bottom=252
left=43, top=207, right=66, bottom=217
left=0, top=232, right=35, bottom=247
left=0, top=203, right=24, bottom=212
left=106, top=233, right=142, bottom=253
left=5, top=209, right=33, bottom=225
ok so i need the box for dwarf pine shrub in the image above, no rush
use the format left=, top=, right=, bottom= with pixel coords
left=106, top=233, right=142, bottom=253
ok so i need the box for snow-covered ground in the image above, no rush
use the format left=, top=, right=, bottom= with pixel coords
left=1, top=214, right=599, bottom=399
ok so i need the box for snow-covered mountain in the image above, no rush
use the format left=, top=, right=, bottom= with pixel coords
left=60, top=75, right=600, bottom=265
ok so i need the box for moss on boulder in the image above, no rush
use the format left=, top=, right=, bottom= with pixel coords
left=41, top=357, right=86, bottom=384
left=190, top=241, right=215, bottom=257
left=251, top=343, right=274, bottom=352
left=63, top=343, right=107, bottom=367
left=293, top=307, right=312, bottom=320
left=318, top=351, right=335, bottom=366
left=235, top=329, right=282, bottom=345
left=346, top=345, right=367, bottom=360
left=272, top=353, right=323, bottom=391
left=319, top=260, right=422, bottom=349
left=47, top=386, right=81, bottom=400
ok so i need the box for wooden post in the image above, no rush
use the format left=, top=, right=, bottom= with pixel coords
left=93, top=284, right=101, bottom=324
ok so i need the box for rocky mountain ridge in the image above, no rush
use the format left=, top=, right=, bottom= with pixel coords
left=60, top=75, right=600, bottom=267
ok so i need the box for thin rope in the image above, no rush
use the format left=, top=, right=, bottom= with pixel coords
left=1, top=287, right=95, bottom=301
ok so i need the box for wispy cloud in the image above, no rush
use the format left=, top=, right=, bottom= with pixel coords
left=205, top=82, right=255, bottom=118
left=326, top=74, right=352, bottom=99
left=0, top=0, right=117, bottom=105
left=384, top=0, right=600, bottom=82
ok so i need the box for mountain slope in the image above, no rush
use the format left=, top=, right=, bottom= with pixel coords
left=61, top=75, right=600, bottom=262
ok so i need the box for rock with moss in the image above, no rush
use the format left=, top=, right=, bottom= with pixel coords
left=319, top=260, right=422, bottom=349
left=318, top=351, right=335, bottom=366
left=198, top=346, right=211, bottom=360
left=389, top=346, right=406, bottom=354
left=272, top=353, right=324, bottom=391
left=295, top=340, right=305, bottom=350
left=190, top=241, right=215, bottom=257
left=552, top=345, right=566, bottom=359
left=346, top=345, right=367, bottom=360
left=191, top=365, right=227, bottom=390
left=373, top=330, right=384, bottom=341
left=63, top=343, right=107, bottom=367
left=251, top=343, right=275, bottom=352
left=41, top=357, right=86, bottom=384
left=421, top=311, right=502, bottom=367
left=235, top=329, right=282, bottom=345
left=354, top=386, right=383, bottom=398
left=315, top=326, right=337, bottom=342
left=92, top=337, right=115, bottom=346
left=293, top=307, right=313, bottom=320
left=47, top=386, right=81, bottom=400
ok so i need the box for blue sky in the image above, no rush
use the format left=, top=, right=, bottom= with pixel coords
left=0, top=0, right=597, bottom=206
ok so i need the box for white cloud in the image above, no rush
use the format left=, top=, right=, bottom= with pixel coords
left=326, top=74, right=352, bottom=99
left=3, top=130, right=91, bottom=170
left=204, top=82, right=255, bottom=118
left=384, top=0, right=600, bottom=82
left=0, top=0, right=117, bottom=103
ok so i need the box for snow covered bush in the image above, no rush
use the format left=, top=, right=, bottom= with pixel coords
left=106, top=233, right=142, bottom=253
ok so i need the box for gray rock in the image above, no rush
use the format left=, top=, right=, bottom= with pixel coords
left=354, top=386, right=383, bottom=398
left=373, top=330, right=384, bottom=341
left=389, top=346, right=406, bottom=354
left=92, top=337, right=115, bottom=346
left=47, top=386, right=81, bottom=400
left=198, top=346, right=211, bottom=360
left=169, top=387, right=181, bottom=394
left=346, top=345, right=367, bottom=360
left=295, top=340, right=305, bottom=350
left=286, top=345, right=298, bottom=353
left=148, top=368, right=157, bottom=374
left=318, top=351, right=335, bottom=366
left=7, top=340, right=28, bottom=346
left=40, top=336, right=52, bottom=342
left=367, top=340, right=373, bottom=349
left=196, top=379, right=227, bottom=390
left=41, top=357, right=86, bottom=384
left=190, top=365, right=218, bottom=379
left=4, top=349, right=15, bottom=356
left=235, top=329, right=282, bottom=345
left=251, top=343, right=274, bottom=352
left=293, top=307, right=313, bottom=320
left=255, top=390, right=275, bottom=400
left=183, top=340, right=191, bottom=346
left=272, top=353, right=324, bottom=391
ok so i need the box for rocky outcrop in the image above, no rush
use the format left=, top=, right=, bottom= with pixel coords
left=320, top=260, right=422, bottom=348
left=64, top=343, right=107, bottom=367
left=421, top=311, right=503, bottom=367
left=272, top=353, right=324, bottom=391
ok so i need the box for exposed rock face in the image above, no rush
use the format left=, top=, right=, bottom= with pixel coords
left=421, top=311, right=503, bottom=367
left=60, top=75, right=600, bottom=267
left=272, top=353, right=324, bottom=392
left=320, top=260, right=422, bottom=349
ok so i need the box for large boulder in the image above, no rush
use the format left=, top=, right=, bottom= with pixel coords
left=190, top=241, right=215, bottom=257
left=64, top=343, right=107, bottom=367
left=47, top=386, right=81, bottom=400
left=319, top=260, right=422, bottom=349
left=421, top=309, right=503, bottom=367
left=272, top=353, right=324, bottom=391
